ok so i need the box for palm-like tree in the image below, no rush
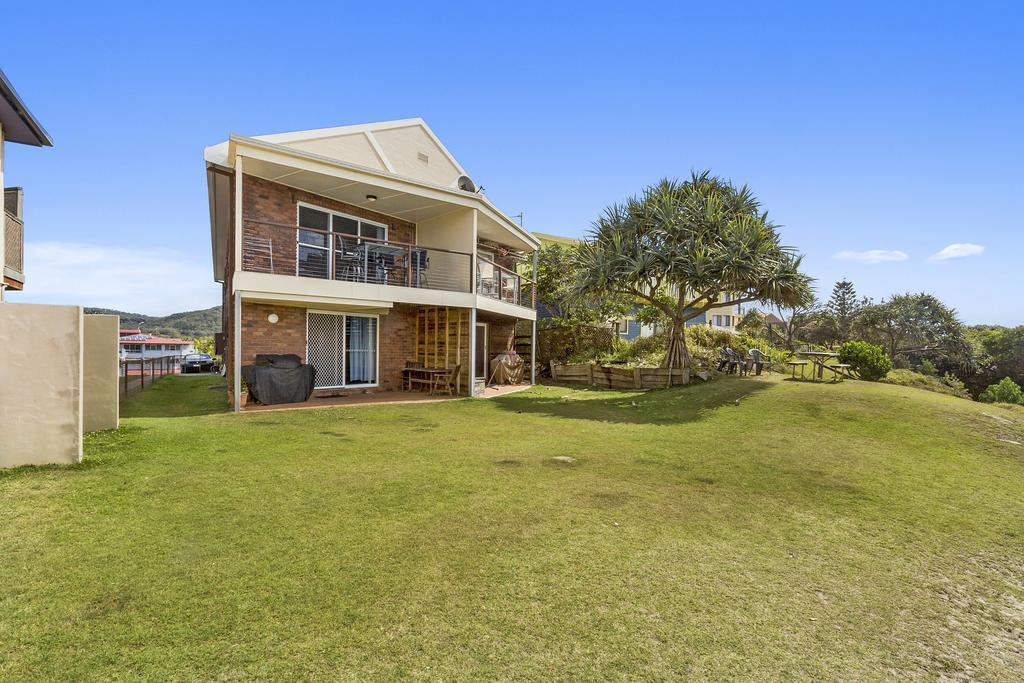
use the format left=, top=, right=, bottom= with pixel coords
left=574, top=173, right=814, bottom=374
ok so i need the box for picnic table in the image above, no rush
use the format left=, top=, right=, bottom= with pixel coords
left=797, top=351, right=851, bottom=382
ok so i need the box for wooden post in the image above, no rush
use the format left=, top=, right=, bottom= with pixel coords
left=633, top=367, right=642, bottom=389
left=550, top=360, right=557, bottom=381
left=587, top=363, right=595, bottom=387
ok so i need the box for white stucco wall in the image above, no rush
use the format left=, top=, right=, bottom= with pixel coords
left=0, top=303, right=83, bottom=467
left=83, top=314, right=119, bottom=432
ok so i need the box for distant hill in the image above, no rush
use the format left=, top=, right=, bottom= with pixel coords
left=84, top=305, right=221, bottom=338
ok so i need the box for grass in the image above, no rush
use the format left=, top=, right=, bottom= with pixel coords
left=2, top=374, right=1023, bottom=679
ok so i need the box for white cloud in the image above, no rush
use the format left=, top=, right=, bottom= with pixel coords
left=833, top=249, right=909, bottom=264
left=7, top=242, right=220, bottom=315
left=928, top=243, right=985, bottom=263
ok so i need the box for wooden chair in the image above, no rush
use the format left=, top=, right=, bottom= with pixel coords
left=404, top=360, right=425, bottom=391
left=432, top=364, right=461, bottom=396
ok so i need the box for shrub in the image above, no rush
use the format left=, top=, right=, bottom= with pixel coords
left=882, top=369, right=972, bottom=399
left=978, top=377, right=1024, bottom=405
left=838, top=341, right=892, bottom=381
left=918, top=359, right=937, bottom=376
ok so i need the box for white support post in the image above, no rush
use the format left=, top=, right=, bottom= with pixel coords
left=531, top=248, right=538, bottom=385
left=233, top=293, right=241, bottom=413
left=232, top=156, right=243, bottom=413
left=469, top=307, right=477, bottom=396
left=530, top=319, right=537, bottom=386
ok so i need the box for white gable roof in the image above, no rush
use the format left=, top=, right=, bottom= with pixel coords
left=210, top=118, right=469, bottom=189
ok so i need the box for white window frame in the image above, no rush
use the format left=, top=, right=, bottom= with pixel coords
left=295, top=202, right=388, bottom=279
left=306, top=310, right=381, bottom=390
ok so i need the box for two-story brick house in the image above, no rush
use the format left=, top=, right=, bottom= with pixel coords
left=1, top=68, right=53, bottom=299
left=205, top=119, right=539, bottom=410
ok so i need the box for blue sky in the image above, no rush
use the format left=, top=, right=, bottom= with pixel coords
left=4, top=2, right=1021, bottom=323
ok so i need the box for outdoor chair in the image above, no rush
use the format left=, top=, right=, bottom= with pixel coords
left=334, top=237, right=362, bottom=281
left=717, top=347, right=731, bottom=372
left=410, top=249, right=429, bottom=288
left=748, top=348, right=769, bottom=375
left=403, top=360, right=425, bottom=390
left=432, top=364, right=461, bottom=396
left=725, top=348, right=746, bottom=375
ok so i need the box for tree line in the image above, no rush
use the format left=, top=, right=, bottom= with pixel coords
left=533, top=173, right=1022, bottom=403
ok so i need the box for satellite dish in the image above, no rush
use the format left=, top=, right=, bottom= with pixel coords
left=457, top=175, right=478, bottom=193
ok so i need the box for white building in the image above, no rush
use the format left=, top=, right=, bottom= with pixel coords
left=119, top=329, right=195, bottom=360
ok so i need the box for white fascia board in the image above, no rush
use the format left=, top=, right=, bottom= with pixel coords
left=204, top=141, right=230, bottom=166
left=233, top=271, right=477, bottom=309
left=253, top=118, right=427, bottom=144
left=229, top=135, right=539, bottom=250
left=475, top=295, right=537, bottom=321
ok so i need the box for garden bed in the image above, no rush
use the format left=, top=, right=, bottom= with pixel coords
left=550, top=361, right=690, bottom=389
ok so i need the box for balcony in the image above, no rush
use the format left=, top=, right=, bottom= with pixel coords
left=242, top=218, right=473, bottom=293
left=241, top=218, right=536, bottom=311
left=4, top=188, right=24, bottom=287
left=477, top=256, right=535, bottom=309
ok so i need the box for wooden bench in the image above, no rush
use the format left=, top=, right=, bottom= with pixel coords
left=830, top=363, right=851, bottom=382
left=787, top=360, right=811, bottom=380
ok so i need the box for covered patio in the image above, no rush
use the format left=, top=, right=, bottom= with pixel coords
left=242, top=383, right=531, bottom=412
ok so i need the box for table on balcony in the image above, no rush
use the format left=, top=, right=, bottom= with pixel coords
left=356, top=243, right=404, bottom=285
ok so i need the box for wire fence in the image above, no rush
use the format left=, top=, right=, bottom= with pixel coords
left=119, top=356, right=184, bottom=399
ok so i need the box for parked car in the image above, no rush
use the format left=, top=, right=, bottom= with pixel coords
left=181, top=353, right=215, bottom=373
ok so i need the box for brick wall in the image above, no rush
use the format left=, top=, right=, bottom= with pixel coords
left=241, top=303, right=307, bottom=365
left=236, top=303, right=429, bottom=394
left=241, top=174, right=416, bottom=277
left=379, top=304, right=418, bottom=391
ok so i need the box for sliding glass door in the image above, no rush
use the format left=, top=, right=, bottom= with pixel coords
left=345, top=315, right=377, bottom=385
left=307, top=311, right=378, bottom=389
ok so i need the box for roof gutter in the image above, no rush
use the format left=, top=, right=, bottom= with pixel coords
left=0, top=69, right=53, bottom=147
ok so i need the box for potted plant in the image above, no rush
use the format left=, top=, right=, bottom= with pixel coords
left=239, top=379, right=250, bottom=407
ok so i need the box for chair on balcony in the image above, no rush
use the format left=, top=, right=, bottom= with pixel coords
left=410, top=249, right=429, bottom=288
left=334, top=237, right=362, bottom=281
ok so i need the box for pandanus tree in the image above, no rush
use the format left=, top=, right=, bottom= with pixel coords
left=573, top=173, right=814, bottom=373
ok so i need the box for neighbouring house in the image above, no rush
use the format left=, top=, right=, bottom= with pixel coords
left=0, top=68, right=119, bottom=468
left=204, top=118, right=540, bottom=411
left=118, top=329, right=195, bottom=360
left=532, top=232, right=743, bottom=338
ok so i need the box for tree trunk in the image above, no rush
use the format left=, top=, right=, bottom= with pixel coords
left=663, top=318, right=692, bottom=383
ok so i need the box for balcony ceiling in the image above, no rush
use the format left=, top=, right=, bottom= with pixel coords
left=244, top=157, right=467, bottom=223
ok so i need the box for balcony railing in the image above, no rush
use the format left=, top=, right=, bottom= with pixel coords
left=242, top=218, right=473, bottom=293
left=4, top=210, right=23, bottom=275
left=477, top=256, right=536, bottom=309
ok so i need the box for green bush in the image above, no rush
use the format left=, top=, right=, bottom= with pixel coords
left=918, top=359, right=937, bottom=376
left=978, top=377, right=1024, bottom=405
left=838, top=341, right=892, bottom=381
left=882, top=369, right=972, bottom=399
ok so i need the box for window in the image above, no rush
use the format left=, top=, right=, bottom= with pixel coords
left=297, top=204, right=387, bottom=279
left=723, top=315, right=732, bottom=327
left=307, top=311, right=378, bottom=388
left=713, top=315, right=722, bottom=327
left=123, top=344, right=141, bottom=353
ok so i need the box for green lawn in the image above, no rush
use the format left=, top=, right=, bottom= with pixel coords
left=2, top=374, right=1023, bottom=679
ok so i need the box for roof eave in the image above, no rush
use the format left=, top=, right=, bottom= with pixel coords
left=228, top=134, right=540, bottom=250
left=0, top=69, right=53, bottom=147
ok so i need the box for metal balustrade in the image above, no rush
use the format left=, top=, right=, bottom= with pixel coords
left=242, top=218, right=474, bottom=293
left=476, top=256, right=536, bottom=308
left=240, top=218, right=537, bottom=309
